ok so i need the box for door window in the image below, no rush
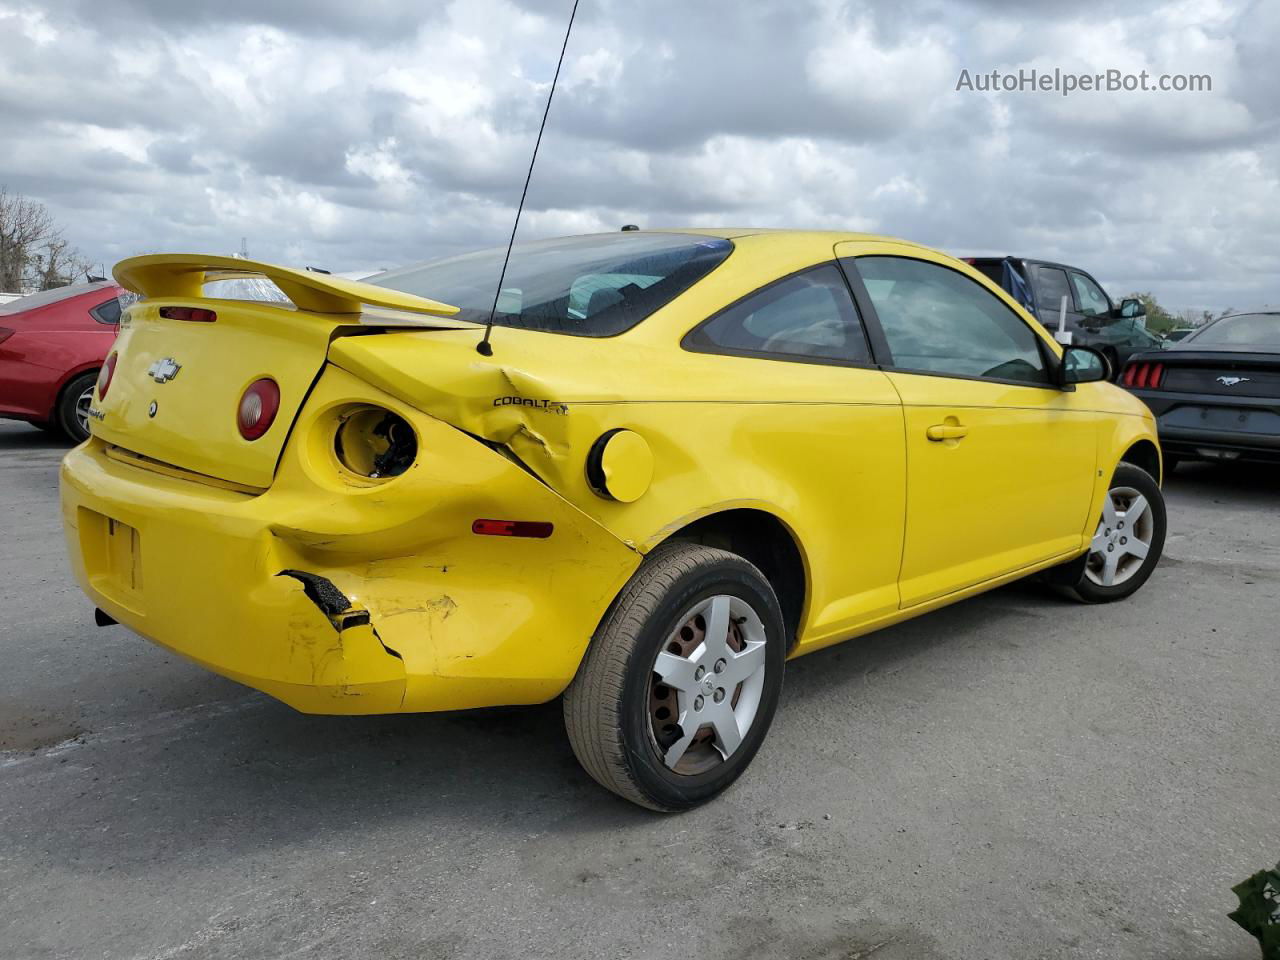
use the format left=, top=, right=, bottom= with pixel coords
left=1029, top=265, right=1073, bottom=318
left=684, top=264, right=870, bottom=364
left=1069, top=272, right=1111, bottom=317
left=855, top=256, right=1050, bottom=384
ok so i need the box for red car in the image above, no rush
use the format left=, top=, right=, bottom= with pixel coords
left=0, top=281, right=123, bottom=442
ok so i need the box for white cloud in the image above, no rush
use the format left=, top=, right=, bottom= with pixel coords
left=0, top=0, right=1273, bottom=310
left=807, top=17, right=956, bottom=130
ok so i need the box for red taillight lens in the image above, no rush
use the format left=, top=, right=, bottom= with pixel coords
left=1123, top=362, right=1164, bottom=389
left=237, top=378, right=280, bottom=440
left=97, top=352, right=118, bottom=398
left=159, top=306, right=217, bottom=323
left=472, top=519, right=554, bottom=539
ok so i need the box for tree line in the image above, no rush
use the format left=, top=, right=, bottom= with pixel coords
left=0, top=187, right=91, bottom=294
left=1121, top=292, right=1235, bottom=334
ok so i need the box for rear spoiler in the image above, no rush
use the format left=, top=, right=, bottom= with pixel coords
left=113, top=253, right=466, bottom=325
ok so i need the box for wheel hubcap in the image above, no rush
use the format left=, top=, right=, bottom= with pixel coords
left=1086, top=485, right=1154, bottom=587
left=648, top=594, right=767, bottom=775
left=74, top=385, right=94, bottom=435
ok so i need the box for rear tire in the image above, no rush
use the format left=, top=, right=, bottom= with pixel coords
left=55, top=372, right=98, bottom=444
left=563, top=541, right=786, bottom=812
left=1057, top=463, right=1166, bottom=603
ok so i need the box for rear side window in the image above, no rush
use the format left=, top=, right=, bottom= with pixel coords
left=854, top=256, right=1050, bottom=385
left=684, top=265, right=870, bottom=364
left=367, top=233, right=733, bottom=337
left=968, top=260, right=1004, bottom=285
left=90, top=298, right=121, bottom=324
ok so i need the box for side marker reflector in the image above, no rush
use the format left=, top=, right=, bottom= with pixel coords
left=472, top=519, right=554, bottom=539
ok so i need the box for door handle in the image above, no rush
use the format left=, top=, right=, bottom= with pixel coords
left=926, top=423, right=968, bottom=442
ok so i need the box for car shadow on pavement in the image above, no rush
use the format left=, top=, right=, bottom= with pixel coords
left=1166, top=459, right=1280, bottom=500
left=0, top=421, right=74, bottom=451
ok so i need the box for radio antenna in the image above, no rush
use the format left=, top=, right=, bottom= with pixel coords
left=476, top=0, right=581, bottom=356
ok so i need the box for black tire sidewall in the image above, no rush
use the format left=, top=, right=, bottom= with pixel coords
left=1102, top=348, right=1121, bottom=382
left=1073, top=463, right=1166, bottom=603
left=617, top=558, right=786, bottom=811
left=57, top=372, right=97, bottom=444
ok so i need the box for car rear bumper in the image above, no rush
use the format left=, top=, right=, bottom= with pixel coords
left=59, top=368, right=641, bottom=715
left=1158, top=428, right=1280, bottom=462
left=1133, top=389, right=1280, bottom=463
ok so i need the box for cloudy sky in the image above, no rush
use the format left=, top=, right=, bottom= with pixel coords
left=1, top=0, right=1276, bottom=312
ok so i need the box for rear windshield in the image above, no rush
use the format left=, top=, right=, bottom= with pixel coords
left=966, top=259, right=1005, bottom=286
left=1188, top=313, right=1280, bottom=348
left=366, top=232, right=733, bottom=337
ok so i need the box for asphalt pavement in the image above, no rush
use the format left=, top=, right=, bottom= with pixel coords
left=1, top=420, right=1276, bottom=959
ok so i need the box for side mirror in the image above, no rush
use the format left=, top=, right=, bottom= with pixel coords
left=1118, top=298, right=1146, bottom=319
left=1060, top=345, right=1109, bottom=385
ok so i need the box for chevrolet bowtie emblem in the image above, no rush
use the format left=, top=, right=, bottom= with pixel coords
left=147, top=357, right=182, bottom=384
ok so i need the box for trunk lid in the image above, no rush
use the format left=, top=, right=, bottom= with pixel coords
left=93, top=254, right=464, bottom=489
left=93, top=300, right=349, bottom=488
left=1158, top=350, right=1280, bottom=399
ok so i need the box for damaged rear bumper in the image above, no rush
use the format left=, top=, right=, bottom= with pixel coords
left=59, top=366, right=641, bottom=715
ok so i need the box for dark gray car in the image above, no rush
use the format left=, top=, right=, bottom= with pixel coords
left=1120, top=311, right=1280, bottom=468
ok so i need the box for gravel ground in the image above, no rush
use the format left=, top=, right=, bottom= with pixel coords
left=1, top=419, right=1276, bottom=960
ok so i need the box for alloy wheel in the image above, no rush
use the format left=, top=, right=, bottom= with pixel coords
left=1086, top=485, right=1155, bottom=587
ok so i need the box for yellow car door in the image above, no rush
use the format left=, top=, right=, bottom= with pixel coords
left=836, top=242, right=1100, bottom=607
left=675, top=259, right=907, bottom=642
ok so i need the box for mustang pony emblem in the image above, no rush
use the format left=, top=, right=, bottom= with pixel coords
left=147, top=357, right=182, bottom=384
left=1216, top=376, right=1250, bottom=387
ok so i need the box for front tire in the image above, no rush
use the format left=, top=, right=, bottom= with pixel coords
left=563, top=541, right=786, bottom=812
left=1059, top=463, right=1166, bottom=603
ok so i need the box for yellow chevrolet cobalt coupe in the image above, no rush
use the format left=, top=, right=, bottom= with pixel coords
left=61, top=230, right=1166, bottom=810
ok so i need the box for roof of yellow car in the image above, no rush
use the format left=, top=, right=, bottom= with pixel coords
left=647, top=226, right=936, bottom=250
